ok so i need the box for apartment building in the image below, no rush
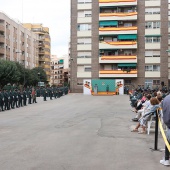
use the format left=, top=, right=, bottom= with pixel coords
left=70, top=0, right=170, bottom=93
left=0, top=12, right=38, bottom=68
left=23, top=23, right=51, bottom=82
left=51, top=55, right=69, bottom=86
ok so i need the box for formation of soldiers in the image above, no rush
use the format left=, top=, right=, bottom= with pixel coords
left=0, top=86, right=69, bottom=112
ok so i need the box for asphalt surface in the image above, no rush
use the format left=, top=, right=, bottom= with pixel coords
left=0, top=94, right=166, bottom=170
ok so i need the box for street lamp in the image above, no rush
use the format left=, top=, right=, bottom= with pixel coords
left=16, top=51, right=25, bottom=87
left=37, top=72, right=40, bottom=86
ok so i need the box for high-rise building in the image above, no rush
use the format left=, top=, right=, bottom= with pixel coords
left=0, top=12, right=38, bottom=68
left=70, top=0, right=170, bottom=92
left=23, top=23, right=51, bottom=82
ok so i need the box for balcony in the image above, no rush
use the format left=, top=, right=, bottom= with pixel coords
left=0, top=24, right=5, bottom=32
left=38, top=42, right=45, bottom=47
left=99, top=55, right=137, bottom=63
left=99, top=69, right=137, bottom=78
left=99, top=41, right=137, bottom=50
left=99, top=0, right=137, bottom=7
left=0, top=35, right=5, bottom=43
left=99, top=26, right=137, bottom=35
left=0, top=47, right=4, bottom=54
left=39, top=50, right=45, bottom=54
left=39, top=64, right=45, bottom=68
left=39, top=57, right=45, bottom=61
left=99, top=12, right=137, bottom=21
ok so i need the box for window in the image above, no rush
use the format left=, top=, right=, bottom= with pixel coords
left=124, top=50, right=132, bottom=55
left=84, top=66, right=91, bottom=72
left=145, top=22, right=160, bottom=29
left=77, top=79, right=83, bottom=86
left=145, top=65, right=160, bottom=71
left=77, top=24, right=91, bottom=31
left=124, top=23, right=132, bottom=27
left=145, top=8, right=160, bottom=15
left=145, top=51, right=160, bottom=57
left=78, top=11, right=92, bottom=17
left=78, top=38, right=91, bottom=44
left=153, top=80, right=160, bottom=85
left=78, top=0, right=92, bottom=4
left=145, top=37, right=160, bottom=43
left=77, top=52, right=91, bottom=58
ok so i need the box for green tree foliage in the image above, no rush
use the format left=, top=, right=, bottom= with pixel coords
left=0, top=60, right=20, bottom=87
left=0, top=60, right=47, bottom=88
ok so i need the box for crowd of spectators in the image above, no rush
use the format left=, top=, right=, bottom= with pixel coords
left=129, top=85, right=170, bottom=166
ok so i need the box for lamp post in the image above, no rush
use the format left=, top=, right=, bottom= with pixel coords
left=38, top=72, right=40, bottom=86
left=16, top=51, right=25, bottom=87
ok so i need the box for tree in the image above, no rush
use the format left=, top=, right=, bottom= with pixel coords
left=32, top=67, right=47, bottom=83
left=0, top=60, right=20, bottom=87
left=15, top=62, right=26, bottom=85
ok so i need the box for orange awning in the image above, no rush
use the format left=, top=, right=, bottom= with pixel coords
left=100, top=12, right=137, bottom=17
left=104, top=41, right=137, bottom=45
left=99, top=26, right=137, bottom=31
left=101, top=56, right=137, bottom=60
left=99, top=70, right=137, bottom=74
left=99, top=0, right=136, bottom=3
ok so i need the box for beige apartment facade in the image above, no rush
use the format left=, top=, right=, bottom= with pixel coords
left=50, top=55, right=69, bottom=86
left=70, top=0, right=170, bottom=93
left=0, top=12, right=38, bottom=68
left=23, top=23, right=51, bottom=82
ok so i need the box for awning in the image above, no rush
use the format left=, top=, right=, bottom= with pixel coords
left=145, top=35, right=161, bottom=37
left=118, top=34, right=137, bottom=40
left=118, top=63, right=137, bottom=67
left=59, top=59, right=63, bottom=64
left=99, top=21, right=118, bottom=27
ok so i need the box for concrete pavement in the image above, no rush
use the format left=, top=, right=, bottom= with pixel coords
left=0, top=94, right=166, bottom=170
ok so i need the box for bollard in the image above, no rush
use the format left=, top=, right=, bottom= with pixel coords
left=150, top=110, right=161, bottom=152
left=154, top=111, right=159, bottom=150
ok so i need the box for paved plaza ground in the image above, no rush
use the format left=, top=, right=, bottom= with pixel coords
left=0, top=94, right=167, bottom=170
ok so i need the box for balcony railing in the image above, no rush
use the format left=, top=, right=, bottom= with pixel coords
left=99, top=0, right=136, bottom=3
left=100, top=55, right=137, bottom=60
left=99, top=26, right=137, bottom=31
left=39, top=50, right=45, bottom=54
left=99, top=69, right=137, bottom=74
left=101, top=41, right=137, bottom=45
left=100, top=12, right=137, bottom=17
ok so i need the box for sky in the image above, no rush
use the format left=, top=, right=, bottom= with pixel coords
left=0, top=0, right=70, bottom=57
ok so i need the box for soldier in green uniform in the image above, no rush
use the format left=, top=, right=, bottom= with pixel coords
left=13, top=89, right=18, bottom=108
left=44, top=88, right=47, bottom=101
left=9, top=90, right=14, bottom=109
left=4, top=90, right=9, bottom=110
left=23, top=89, right=27, bottom=106
left=0, top=89, right=4, bottom=111
left=53, top=88, right=56, bottom=99
left=28, top=89, right=32, bottom=104
left=18, top=90, right=22, bottom=107
left=49, top=88, right=53, bottom=100
left=36, top=87, right=40, bottom=97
